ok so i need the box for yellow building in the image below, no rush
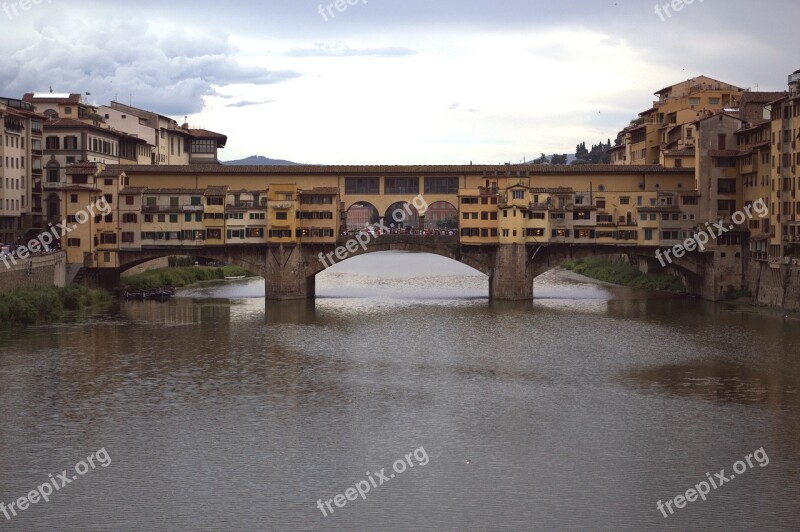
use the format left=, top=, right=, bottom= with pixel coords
left=266, top=184, right=298, bottom=244
left=612, top=76, right=745, bottom=168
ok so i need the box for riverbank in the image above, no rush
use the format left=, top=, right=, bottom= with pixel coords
left=562, top=256, right=685, bottom=292
left=118, top=266, right=254, bottom=291
left=0, top=285, right=112, bottom=326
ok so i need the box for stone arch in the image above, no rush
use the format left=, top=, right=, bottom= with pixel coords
left=383, top=201, right=420, bottom=230
left=345, top=202, right=379, bottom=230
left=424, top=201, right=458, bottom=230
left=306, top=236, right=492, bottom=278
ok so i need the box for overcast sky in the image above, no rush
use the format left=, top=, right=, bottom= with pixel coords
left=1, top=0, right=797, bottom=164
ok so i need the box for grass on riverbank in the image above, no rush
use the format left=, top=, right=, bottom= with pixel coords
left=562, top=256, right=685, bottom=292
left=119, top=266, right=254, bottom=291
left=0, top=285, right=112, bottom=326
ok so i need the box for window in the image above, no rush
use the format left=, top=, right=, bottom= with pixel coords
left=384, top=177, right=419, bottom=194
left=67, top=238, right=80, bottom=247
left=511, top=190, right=525, bottom=200
left=169, top=214, right=178, bottom=223
left=275, top=212, right=288, bottom=220
left=190, top=139, right=216, bottom=153
left=689, top=97, right=700, bottom=106
left=190, top=196, right=202, bottom=206
left=158, top=214, right=166, bottom=223
left=70, top=194, right=78, bottom=203
left=121, top=232, right=134, bottom=243
left=122, top=213, right=137, bottom=223
left=344, top=177, right=379, bottom=195
left=424, top=177, right=459, bottom=194
left=125, top=196, right=134, bottom=205
left=620, top=197, right=630, bottom=205
left=206, top=197, right=223, bottom=205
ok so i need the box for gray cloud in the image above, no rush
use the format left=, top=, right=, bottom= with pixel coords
left=0, top=19, right=300, bottom=116
left=226, top=100, right=276, bottom=108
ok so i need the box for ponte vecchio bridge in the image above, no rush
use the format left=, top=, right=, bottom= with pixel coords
left=59, top=163, right=740, bottom=301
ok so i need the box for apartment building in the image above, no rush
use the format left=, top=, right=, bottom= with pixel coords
left=98, top=102, right=227, bottom=165
left=610, top=76, right=745, bottom=167
left=0, top=97, right=43, bottom=242
left=768, top=70, right=800, bottom=261
left=457, top=170, right=698, bottom=249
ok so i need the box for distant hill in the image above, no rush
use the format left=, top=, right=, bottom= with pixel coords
left=223, top=155, right=304, bottom=166
left=524, top=154, right=577, bottom=165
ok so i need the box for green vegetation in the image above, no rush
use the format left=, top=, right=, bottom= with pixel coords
left=562, top=256, right=685, bottom=292
left=0, top=285, right=112, bottom=326
left=119, top=266, right=254, bottom=291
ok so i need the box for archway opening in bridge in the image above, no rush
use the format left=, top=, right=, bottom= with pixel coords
left=315, top=250, right=488, bottom=300
left=424, top=201, right=458, bottom=230
left=345, top=202, right=379, bottom=231
left=383, top=202, right=421, bottom=232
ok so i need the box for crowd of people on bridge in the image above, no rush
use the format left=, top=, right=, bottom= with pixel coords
left=341, top=227, right=457, bottom=238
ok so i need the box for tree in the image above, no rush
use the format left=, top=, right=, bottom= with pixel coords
left=550, top=154, right=568, bottom=165
left=532, top=153, right=548, bottom=164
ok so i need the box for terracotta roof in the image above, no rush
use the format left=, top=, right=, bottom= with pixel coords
left=119, top=187, right=147, bottom=196
left=65, top=163, right=99, bottom=175
left=740, top=91, right=788, bottom=104
left=184, top=128, right=226, bottom=140
left=44, top=118, right=125, bottom=137
left=23, top=93, right=82, bottom=104
left=97, top=164, right=692, bottom=177
left=696, top=112, right=742, bottom=124
left=204, top=186, right=228, bottom=196
left=44, top=184, right=101, bottom=192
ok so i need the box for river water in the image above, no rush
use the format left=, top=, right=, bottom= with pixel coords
left=0, top=251, right=798, bottom=531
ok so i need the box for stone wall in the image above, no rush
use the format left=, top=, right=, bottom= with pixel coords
left=0, top=252, right=67, bottom=295
left=746, top=259, right=800, bottom=311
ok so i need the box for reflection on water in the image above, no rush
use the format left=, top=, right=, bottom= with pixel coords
left=1, top=251, right=799, bottom=531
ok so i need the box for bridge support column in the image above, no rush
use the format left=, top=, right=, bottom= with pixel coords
left=489, top=244, right=533, bottom=300
left=264, top=245, right=315, bottom=300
